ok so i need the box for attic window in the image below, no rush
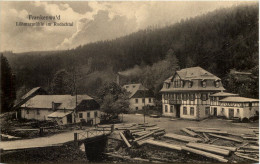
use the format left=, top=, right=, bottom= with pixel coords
left=202, top=80, right=206, bottom=88
left=188, top=81, right=193, bottom=88
left=215, top=81, right=220, bottom=88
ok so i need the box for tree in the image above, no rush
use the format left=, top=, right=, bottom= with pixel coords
left=97, top=82, right=130, bottom=120
left=50, top=69, right=73, bottom=94
left=1, top=54, right=16, bottom=113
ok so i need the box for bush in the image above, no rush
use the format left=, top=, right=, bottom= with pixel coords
left=241, top=117, right=249, bottom=123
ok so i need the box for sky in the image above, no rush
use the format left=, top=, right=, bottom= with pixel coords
left=0, top=1, right=257, bottom=53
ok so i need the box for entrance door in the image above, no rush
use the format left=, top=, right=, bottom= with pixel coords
left=67, top=114, right=72, bottom=124
left=176, top=105, right=180, bottom=118
left=213, top=108, right=217, bottom=116
left=229, top=109, right=234, bottom=119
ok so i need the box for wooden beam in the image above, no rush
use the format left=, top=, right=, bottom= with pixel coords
left=208, top=133, right=243, bottom=143
left=164, top=133, right=202, bottom=143
left=145, top=140, right=182, bottom=151
left=119, top=132, right=131, bottom=148
left=134, top=132, right=154, bottom=142
left=189, top=143, right=237, bottom=152
left=234, top=152, right=259, bottom=162
left=181, top=128, right=198, bottom=137
left=192, top=129, right=228, bottom=135
left=186, top=143, right=230, bottom=156
left=182, top=146, right=228, bottom=162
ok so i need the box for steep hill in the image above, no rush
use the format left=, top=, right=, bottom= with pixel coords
left=3, top=4, right=259, bottom=98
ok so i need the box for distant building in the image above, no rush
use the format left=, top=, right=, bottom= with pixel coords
left=210, top=91, right=239, bottom=116
left=218, top=96, right=259, bottom=119
left=160, top=67, right=225, bottom=120
left=122, top=83, right=155, bottom=111
left=20, top=94, right=100, bottom=125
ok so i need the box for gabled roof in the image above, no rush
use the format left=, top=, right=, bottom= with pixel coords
left=21, top=87, right=47, bottom=100
left=219, top=96, right=259, bottom=103
left=122, top=83, right=148, bottom=98
left=210, top=92, right=239, bottom=97
left=21, top=95, right=93, bottom=110
left=175, top=66, right=220, bottom=81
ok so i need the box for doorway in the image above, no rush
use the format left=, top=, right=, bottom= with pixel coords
left=67, top=114, right=73, bottom=124
left=213, top=108, right=217, bottom=116
left=229, top=108, right=234, bottom=119
left=175, top=105, right=180, bottom=118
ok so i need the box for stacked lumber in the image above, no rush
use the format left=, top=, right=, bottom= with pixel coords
left=182, top=146, right=228, bottom=162
left=164, top=133, right=202, bottom=143
left=181, top=128, right=198, bottom=137
left=186, top=143, right=231, bottom=156
left=208, top=133, right=243, bottom=143
left=144, top=139, right=182, bottom=151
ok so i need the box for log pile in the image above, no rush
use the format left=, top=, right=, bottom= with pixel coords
left=105, top=123, right=259, bottom=163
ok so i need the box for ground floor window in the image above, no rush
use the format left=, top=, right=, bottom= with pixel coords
left=221, top=108, right=224, bottom=113
left=87, top=112, right=90, bottom=118
left=135, top=99, right=138, bottom=103
left=26, top=109, right=29, bottom=114
left=149, top=98, right=152, bottom=103
left=183, top=107, right=187, bottom=115
left=170, top=106, right=173, bottom=113
left=79, top=113, right=83, bottom=118
left=237, top=109, right=240, bottom=113
left=142, top=98, right=145, bottom=103
left=136, top=107, right=138, bottom=110
left=94, top=111, right=98, bottom=117
left=37, top=110, right=40, bottom=115
left=165, top=105, right=168, bottom=113
left=205, top=107, right=210, bottom=115
left=190, top=107, right=194, bottom=115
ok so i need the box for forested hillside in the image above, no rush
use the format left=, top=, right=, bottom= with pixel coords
left=3, top=4, right=259, bottom=100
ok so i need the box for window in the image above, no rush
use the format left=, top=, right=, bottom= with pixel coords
left=135, top=99, right=138, bottom=104
left=190, top=94, right=195, bottom=101
left=183, top=107, right=187, bottom=115
left=26, top=109, right=29, bottom=114
left=136, top=107, right=138, bottom=110
left=202, top=80, right=207, bottom=88
left=190, top=107, right=194, bottom=115
left=133, top=85, right=135, bottom=88
left=188, top=81, right=193, bottom=88
left=94, top=111, right=98, bottom=117
left=142, top=98, right=145, bottom=103
left=165, top=105, right=168, bottom=113
left=205, top=107, right=210, bottom=115
left=180, top=81, right=184, bottom=88
left=221, top=108, right=224, bottom=112
left=201, top=93, right=208, bottom=101
left=177, top=94, right=181, bottom=100
left=87, top=112, right=90, bottom=118
left=126, top=86, right=129, bottom=88
left=37, top=110, right=40, bottom=115
left=215, top=81, right=220, bottom=88
left=79, top=113, right=83, bottom=118
left=183, top=94, right=187, bottom=101
left=237, top=109, right=240, bottom=113
left=149, top=98, right=152, bottom=103
left=170, top=106, right=173, bottom=113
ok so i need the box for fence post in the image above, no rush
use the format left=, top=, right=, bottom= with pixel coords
left=111, top=124, right=114, bottom=133
left=74, top=133, right=78, bottom=146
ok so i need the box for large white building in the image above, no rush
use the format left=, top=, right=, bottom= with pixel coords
left=20, top=94, right=101, bottom=125
left=122, top=83, right=155, bottom=111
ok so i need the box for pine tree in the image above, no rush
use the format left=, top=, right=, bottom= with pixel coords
left=1, top=54, right=16, bottom=113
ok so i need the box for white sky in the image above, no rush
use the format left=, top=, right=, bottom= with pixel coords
left=0, top=1, right=257, bottom=53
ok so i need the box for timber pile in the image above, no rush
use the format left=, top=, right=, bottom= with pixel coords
left=106, top=124, right=259, bottom=163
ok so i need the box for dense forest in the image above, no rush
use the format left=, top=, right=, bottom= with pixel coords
left=3, top=4, right=259, bottom=102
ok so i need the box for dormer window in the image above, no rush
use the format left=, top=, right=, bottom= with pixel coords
left=215, top=81, right=220, bottom=88
left=202, top=80, right=206, bottom=88
left=188, top=81, right=193, bottom=88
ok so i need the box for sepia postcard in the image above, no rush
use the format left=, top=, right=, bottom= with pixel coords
left=0, top=1, right=259, bottom=163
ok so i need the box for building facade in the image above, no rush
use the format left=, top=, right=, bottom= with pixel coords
left=20, top=94, right=100, bottom=125
left=160, top=67, right=225, bottom=120
left=123, top=83, right=155, bottom=111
